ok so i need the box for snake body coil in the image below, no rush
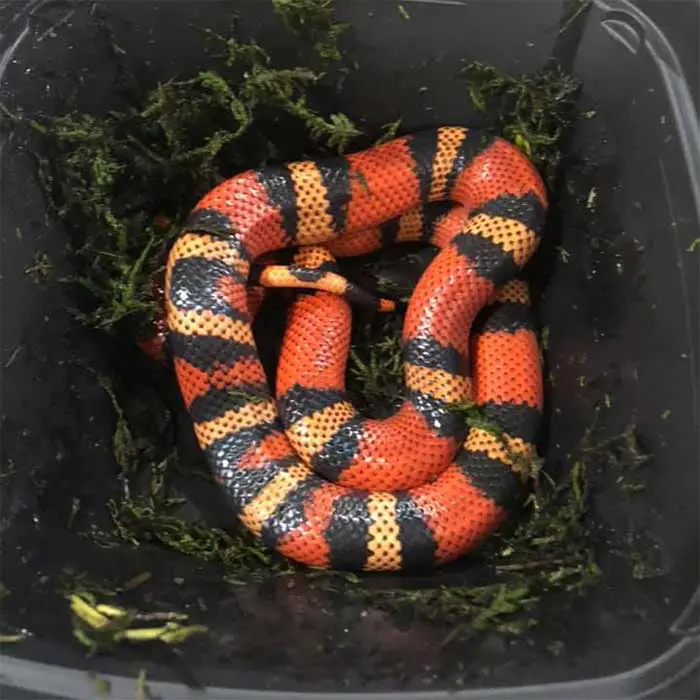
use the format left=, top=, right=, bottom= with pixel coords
left=165, top=126, right=547, bottom=572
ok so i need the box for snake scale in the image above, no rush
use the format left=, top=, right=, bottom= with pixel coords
left=163, top=126, right=547, bottom=572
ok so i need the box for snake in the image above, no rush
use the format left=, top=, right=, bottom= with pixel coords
left=163, top=126, right=547, bottom=572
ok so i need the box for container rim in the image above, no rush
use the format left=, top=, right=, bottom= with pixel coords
left=0, top=636, right=698, bottom=699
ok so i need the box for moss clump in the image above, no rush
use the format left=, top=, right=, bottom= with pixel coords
left=354, top=427, right=600, bottom=645
left=460, top=61, right=582, bottom=186
left=90, top=373, right=286, bottom=576
left=105, top=497, right=293, bottom=579
left=1, top=3, right=356, bottom=336
left=272, top=0, right=349, bottom=61
left=340, top=401, right=654, bottom=645
left=347, top=313, right=405, bottom=417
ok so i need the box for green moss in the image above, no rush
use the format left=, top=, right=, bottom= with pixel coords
left=272, top=0, right=348, bottom=61
left=376, top=582, right=539, bottom=644
left=105, top=496, right=292, bottom=578
left=1, top=9, right=360, bottom=336
left=347, top=315, right=404, bottom=417
left=283, top=97, right=363, bottom=153
left=577, top=413, right=650, bottom=478
left=375, top=117, right=403, bottom=145
left=461, top=61, right=581, bottom=185
left=89, top=371, right=284, bottom=574
left=340, top=408, right=649, bottom=643
left=98, top=374, right=140, bottom=476
left=59, top=567, right=120, bottom=599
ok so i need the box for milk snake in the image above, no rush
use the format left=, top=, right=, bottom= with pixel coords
left=162, top=126, right=547, bottom=571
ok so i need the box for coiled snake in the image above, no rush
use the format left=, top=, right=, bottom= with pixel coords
left=164, top=126, right=547, bottom=572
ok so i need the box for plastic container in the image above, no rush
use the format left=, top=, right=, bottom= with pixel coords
left=1, top=0, right=698, bottom=697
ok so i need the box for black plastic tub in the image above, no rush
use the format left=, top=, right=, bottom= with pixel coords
left=1, top=1, right=699, bottom=698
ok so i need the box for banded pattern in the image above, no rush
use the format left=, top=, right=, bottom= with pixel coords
left=165, top=126, right=547, bottom=571
left=252, top=246, right=396, bottom=313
